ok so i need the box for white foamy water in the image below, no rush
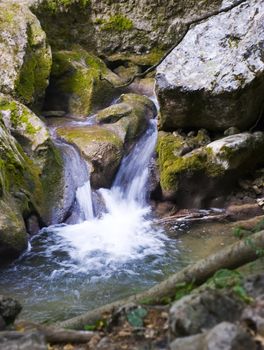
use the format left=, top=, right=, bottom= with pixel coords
left=52, top=119, right=167, bottom=273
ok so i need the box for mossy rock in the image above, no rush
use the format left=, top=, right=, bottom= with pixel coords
left=157, top=131, right=264, bottom=208
left=44, top=48, right=123, bottom=117
left=0, top=2, right=52, bottom=108
left=0, top=95, right=66, bottom=244
left=96, top=93, right=156, bottom=146
left=57, top=125, right=123, bottom=188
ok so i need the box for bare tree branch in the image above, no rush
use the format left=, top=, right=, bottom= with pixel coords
left=100, top=0, right=247, bottom=89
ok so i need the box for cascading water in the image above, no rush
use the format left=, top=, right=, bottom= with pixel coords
left=51, top=119, right=167, bottom=273
left=0, top=106, right=181, bottom=323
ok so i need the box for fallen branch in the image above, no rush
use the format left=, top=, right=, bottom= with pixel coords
left=100, top=0, right=247, bottom=89
left=14, top=321, right=96, bottom=344
left=57, top=230, right=264, bottom=330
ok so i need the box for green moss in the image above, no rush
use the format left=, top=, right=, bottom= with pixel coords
left=101, top=14, right=133, bottom=32
left=107, top=48, right=166, bottom=67
left=57, top=126, right=122, bottom=148
left=50, top=49, right=115, bottom=115
left=0, top=99, right=40, bottom=135
left=157, top=133, right=225, bottom=192
left=15, top=24, right=51, bottom=106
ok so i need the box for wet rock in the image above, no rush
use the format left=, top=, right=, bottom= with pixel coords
left=97, top=93, right=156, bottom=144
left=157, top=132, right=264, bottom=207
left=58, top=93, right=155, bottom=188
left=0, top=1, right=51, bottom=107
left=0, top=331, right=47, bottom=350
left=57, top=125, right=123, bottom=188
left=156, top=0, right=264, bottom=132
left=169, top=290, right=244, bottom=338
left=44, top=49, right=122, bottom=117
left=0, top=295, right=22, bottom=325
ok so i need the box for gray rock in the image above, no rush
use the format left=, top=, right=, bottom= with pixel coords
left=0, top=296, right=22, bottom=325
left=156, top=0, right=264, bottom=132
left=241, top=295, right=264, bottom=336
left=170, top=322, right=256, bottom=350
left=0, top=332, right=47, bottom=350
left=169, top=290, right=244, bottom=338
left=205, top=322, right=257, bottom=350
left=26, top=0, right=227, bottom=56
left=170, top=334, right=205, bottom=350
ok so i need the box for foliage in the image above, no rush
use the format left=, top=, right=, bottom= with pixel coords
left=210, top=269, right=252, bottom=303
left=174, top=281, right=196, bottom=301
left=127, top=307, right=147, bottom=328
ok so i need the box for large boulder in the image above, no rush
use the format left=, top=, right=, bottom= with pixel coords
left=44, top=49, right=122, bottom=117
left=0, top=2, right=52, bottom=108
left=157, top=131, right=264, bottom=207
left=156, top=0, right=264, bottom=132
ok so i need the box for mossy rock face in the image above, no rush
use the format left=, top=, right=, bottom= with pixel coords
left=57, top=125, right=123, bottom=188
left=26, top=0, right=224, bottom=59
left=0, top=2, right=52, bottom=108
left=157, top=131, right=264, bottom=208
left=0, top=95, right=65, bottom=259
left=96, top=93, right=156, bottom=145
left=44, top=49, right=122, bottom=117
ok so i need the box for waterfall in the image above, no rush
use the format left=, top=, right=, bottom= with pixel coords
left=51, top=119, right=167, bottom=274
left=76, top=180, right=94, bottom=221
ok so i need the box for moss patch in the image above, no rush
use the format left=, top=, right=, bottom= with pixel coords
left=101, top=14, right=133, bottom=32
